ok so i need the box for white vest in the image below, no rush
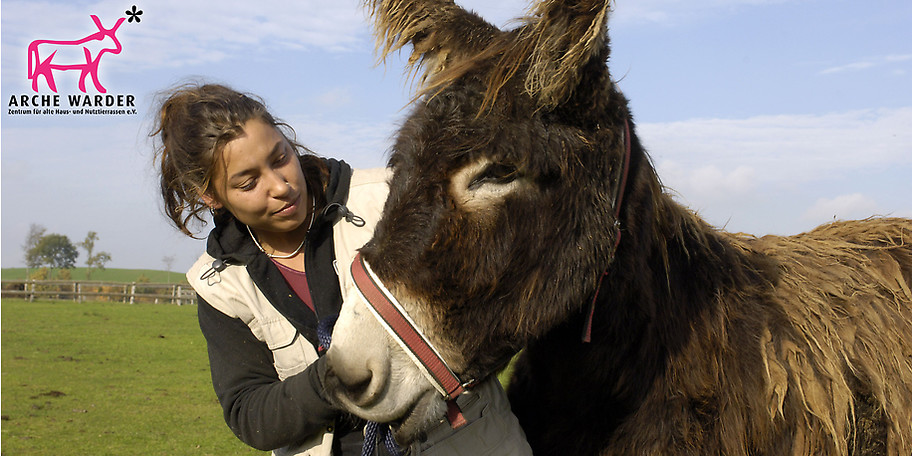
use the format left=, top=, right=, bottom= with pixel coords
left=187, top=168, right=390, bottom=456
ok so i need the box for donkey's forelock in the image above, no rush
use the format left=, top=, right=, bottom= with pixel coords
left=363, top=0, right=500, bottom=89
left=364, top=0, right=613, bottom=110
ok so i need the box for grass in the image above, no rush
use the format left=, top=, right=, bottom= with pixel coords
left=1, top=268, right=187, bottom=284
left=1, top=299, right=264, bottom=455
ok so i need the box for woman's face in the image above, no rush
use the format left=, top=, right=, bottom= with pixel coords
left=207, top=118, right=311, bottom=238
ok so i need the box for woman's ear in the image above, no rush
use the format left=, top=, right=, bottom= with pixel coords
left=200, top=192, right=223, bottom=210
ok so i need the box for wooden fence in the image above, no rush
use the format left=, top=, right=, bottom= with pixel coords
left=0, top=280, right=196, bottom=305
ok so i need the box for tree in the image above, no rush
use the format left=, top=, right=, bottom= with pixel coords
left=80, top=231, right=98, bottom=257
left=23, top=224, right=47, bottom=269
left=88, top=252, right=112, bottom=274
left=79, top=231, right=112, bottom=279
left=30, top=234, right=79, bottom=269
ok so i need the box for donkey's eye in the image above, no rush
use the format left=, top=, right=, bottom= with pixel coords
left=468, top=163, right=518, bottom=191
left=451, top=159, right=524, bottom=210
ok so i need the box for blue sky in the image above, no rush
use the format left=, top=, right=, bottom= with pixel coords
left=2, top=0, right=910, bottom=272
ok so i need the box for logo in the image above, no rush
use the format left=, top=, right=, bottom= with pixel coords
left=28, top=15, right=126, bottom=93
left=8, top=6, right=143, bottom=116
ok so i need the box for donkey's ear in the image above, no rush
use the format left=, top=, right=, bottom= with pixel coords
left=521, top=0, right=612, bottom=108
left=363, top=0, right=500, bottom=87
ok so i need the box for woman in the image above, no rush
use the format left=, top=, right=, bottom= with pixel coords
left=152, top=83, right=531, bottom=456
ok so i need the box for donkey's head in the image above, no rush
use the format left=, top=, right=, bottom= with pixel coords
left=326, top=0, right=636, bottom=440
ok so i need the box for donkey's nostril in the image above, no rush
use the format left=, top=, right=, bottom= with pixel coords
left=328, top=355, right=389, bottom=407
left=335, top=364, right=372, bottom=392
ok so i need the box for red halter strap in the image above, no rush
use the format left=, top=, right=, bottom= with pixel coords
left=582, top=118, right=632, bottom=343
left=350, top=253, right=471, bottom=427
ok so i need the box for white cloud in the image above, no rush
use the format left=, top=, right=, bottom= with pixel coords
left=460, top=0, right=801, bottom=27
left=886, top=54, right=912, bottom=63
left=820, top=61, right=877, bottom=75
left=802, top=193, right=881, bottom=223
left=314, top=87, right=355, bottom=110
left=611, top=0, right=796, bottom=25
left=288, top=115, right=395, bottom=169
left=636, top=108, right=912, bottom=234
left=1, top=0, right=371, bottom=75
left=639, top=107, right=912, bottom=184
left=656, top=161, right=757, bottom=202
left=820, top=54, right=912, bottom=75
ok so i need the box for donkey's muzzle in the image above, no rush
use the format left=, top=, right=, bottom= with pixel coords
left=325, top=349, right=390, bottom=408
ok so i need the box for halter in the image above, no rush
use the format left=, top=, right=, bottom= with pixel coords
left=582, top=117, right=632, bottom=342
left=350, top=253, right=474, bottom=428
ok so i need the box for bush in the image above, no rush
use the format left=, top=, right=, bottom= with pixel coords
left=29, top=267, right=49, bottom=281
left=57, top=268, right=72, bottom=280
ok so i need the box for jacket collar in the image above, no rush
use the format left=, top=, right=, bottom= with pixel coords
left=205, top=157, right=350, bottom=265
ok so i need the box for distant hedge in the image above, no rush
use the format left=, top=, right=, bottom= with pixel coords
left=1, top=267, right=188, bottom=284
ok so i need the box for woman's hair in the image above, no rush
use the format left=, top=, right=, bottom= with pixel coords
left=151, top=83, right=327, bottom=237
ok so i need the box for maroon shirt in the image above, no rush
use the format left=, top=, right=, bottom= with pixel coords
left=272, top=259, right=315, bottom=314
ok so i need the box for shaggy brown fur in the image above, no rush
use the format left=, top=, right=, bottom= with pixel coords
left=748, top=221, right=912, bottom=455
left=506, top=207, right=912, bottom=455
left=354, top=0, right=912, bottom=454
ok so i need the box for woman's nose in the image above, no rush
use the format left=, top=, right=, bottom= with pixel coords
left=266, top=171, right=292, bottom=196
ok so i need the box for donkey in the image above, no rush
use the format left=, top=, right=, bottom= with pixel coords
left=324, top=1, right=912, bottom=454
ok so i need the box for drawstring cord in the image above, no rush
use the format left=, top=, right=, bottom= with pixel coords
left=317, top=316, right=403, bottom=456
left=323, top=202, right=366, bottom=227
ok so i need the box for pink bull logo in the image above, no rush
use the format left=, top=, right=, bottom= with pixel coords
left=27, top=15, right=126, bottom=93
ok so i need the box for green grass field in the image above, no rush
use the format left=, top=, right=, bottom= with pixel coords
left=1, top=299, right=264, bottom=455
left=1, top=268, right=187, bottom=284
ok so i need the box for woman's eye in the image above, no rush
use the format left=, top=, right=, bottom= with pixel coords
left=468, top=163, right=518, bottom=190
left=238, top=179, right=257, bottom=191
